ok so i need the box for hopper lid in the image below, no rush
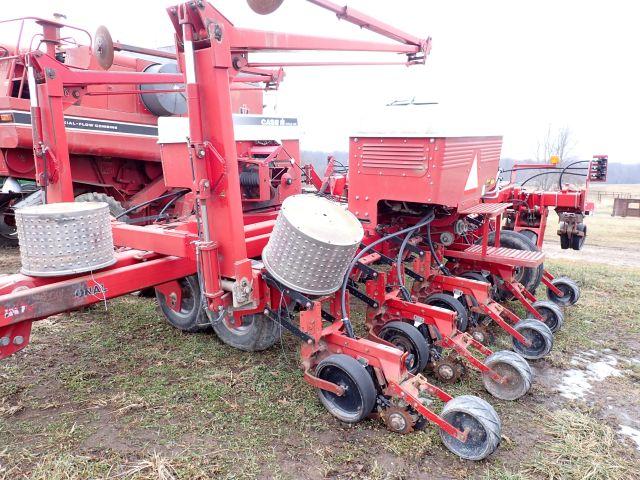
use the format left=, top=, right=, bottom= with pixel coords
left=281, top=194, right=363, bottom=246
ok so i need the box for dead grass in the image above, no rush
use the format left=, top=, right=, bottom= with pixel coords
left=523, top=409, right=633, bottom=480
left=1, top=234, right=640, bottom=478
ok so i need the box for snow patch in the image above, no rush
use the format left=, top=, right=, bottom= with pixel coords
left=619, top=425, right=640, bottom=451
left=558, top=351, right=623, bottom=400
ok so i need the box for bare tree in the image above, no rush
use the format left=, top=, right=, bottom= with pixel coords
left=536, top=125, right=574, bottom=163
left=523, top=125, right=579, bottom=190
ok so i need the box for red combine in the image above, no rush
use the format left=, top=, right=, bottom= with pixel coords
left=0, top=15, right=286, bottom=241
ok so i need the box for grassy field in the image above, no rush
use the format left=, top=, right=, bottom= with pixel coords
left=1, top=188, right=640, bottom=479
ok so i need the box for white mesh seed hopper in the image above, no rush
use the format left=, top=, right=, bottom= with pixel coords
left=15, top=202, right=116, bottom=277
left=262, top=194, right=364, bottom=296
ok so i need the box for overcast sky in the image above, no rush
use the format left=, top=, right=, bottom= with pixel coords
left=2, top=0, right=637, bottom=163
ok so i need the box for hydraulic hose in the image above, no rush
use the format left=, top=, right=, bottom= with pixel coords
left=520, top=170, right=587, bottom=188
left=115, top=189, right=191, bottom=220
left=396, top=210, right=435, bottom=300
left=339, top=212, right=436, bottom=338
left=426, top=222, right=452, bottom=276
left=557, top=160, right=591, bottom=189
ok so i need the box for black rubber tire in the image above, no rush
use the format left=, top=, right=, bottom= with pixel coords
left=316, top=354, right=377, bottom=424
left=156, top=275, right=210, bottom=333
left=75, top=192, right=129, bottom=221
left=482, top=351, right=532, bottom=401
left=459, top=271, right=491, bottom=323
left=558, top=223, right=570, bottom=250
left=512, top=319, right=554, bottom=360
left=460, top=271, right=490, bottom=284
left=0, top=218, right=18, bottom=246
left=532, top=300, right=564, bottom=333
left=439, top=395, right=502, bottom=460
left=424, top=293, right=469, bottom=332
left=571, top=224, right=587, bottom=250
left=379, top=321, right=430, bottom=374
left=519, top=229, right=538, bottom=245
left=547, top=276, right=580, bottom=306
left=486, top=230, right=544, bottom=295
left=213, top=313, right=280, bottom=352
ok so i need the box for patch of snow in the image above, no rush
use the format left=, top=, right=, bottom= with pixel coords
left=558, top=369, right=592, bottom=400
left=558, top=351, right=623, bottom=400
left=619, top=425, right=640, bottom=451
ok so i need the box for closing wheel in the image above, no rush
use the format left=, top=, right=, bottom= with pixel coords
left=379, top=322, right=430, bottom=374
left=547, top=276, right=580, bottom=306
left=532, top=300, right=564, bottom=332
left=439, top=395, right=501, bottom=461
left=316, top=354, right=377, bottom=424
left=482, top=351, right=532, bottom=401
left=156, top=276, right=210, bottom=333
left=512, top=319, right=554, bottom=360
left=424, top=293, right=469, bottom=332
left=213, top=313, right=279, bottom=352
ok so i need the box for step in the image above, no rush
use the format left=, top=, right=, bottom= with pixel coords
left=445, top=245, right=544, bottom=268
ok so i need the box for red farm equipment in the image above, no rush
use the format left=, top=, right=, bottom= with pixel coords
left=0, top=0, right=521, bottom=461
left=0, top=15, right=286, bottom=242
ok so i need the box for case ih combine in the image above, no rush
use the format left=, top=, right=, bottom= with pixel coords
left=0, top=0, right=605, bottom=461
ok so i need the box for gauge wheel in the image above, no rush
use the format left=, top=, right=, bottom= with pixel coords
left=424, top=293, right=469, bottom=332
left=379, top=321, right=430, bottom=374
left=316, top=354, right=377, bottom=424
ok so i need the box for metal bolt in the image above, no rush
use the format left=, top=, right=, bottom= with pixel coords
left=197, top=149, right=206, bottom=158
left=13, top=336, right=24, bottom=346
left=0, top=337, right=9, bottom=347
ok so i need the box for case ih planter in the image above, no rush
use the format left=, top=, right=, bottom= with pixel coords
left=0, top=0, right=513, bottom=460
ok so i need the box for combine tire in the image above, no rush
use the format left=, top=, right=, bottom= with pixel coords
left=547, top=276, right=580, bottom=306
left=316, top=354, right=377, bottom=423
left=482, top=351, right=532, bottom=401
left=485, top=230, right=544, bottom=297
left=75, top=192, right=129, bottom=221
left=439, top=395, right=501, bottom=460
left=424, top=293, right=469, bottom=332
left=532, top=300, right=564, bottom=332
left=379, top=322, right=430, bottom=374
left=213, top=313, right=279, bottom=352
left=511, top=319, right=554, bottom=360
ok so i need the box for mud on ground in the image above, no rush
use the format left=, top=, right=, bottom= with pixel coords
left=0, top=244, right=639, bottom=479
